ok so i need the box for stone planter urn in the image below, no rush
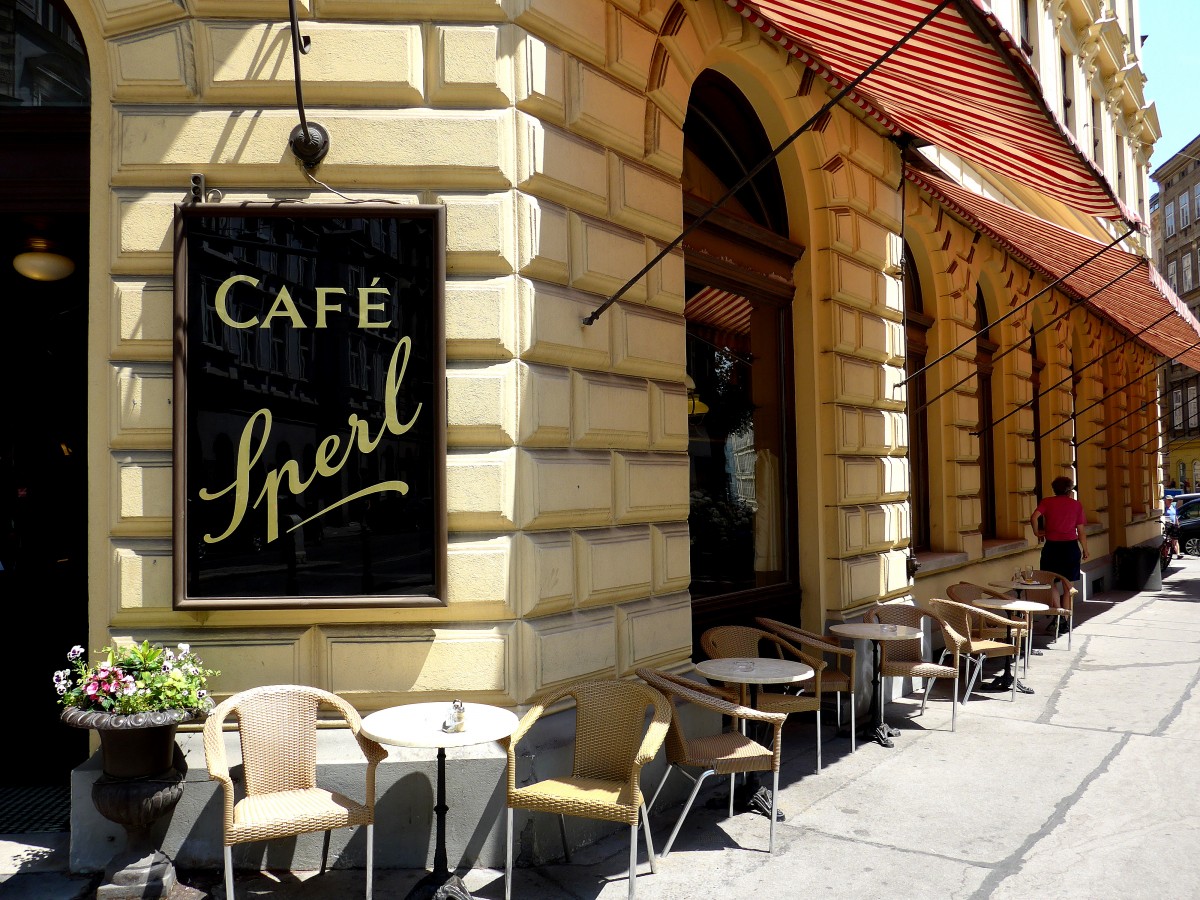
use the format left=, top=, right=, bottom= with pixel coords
left=63, top=706, right=206, bottom=899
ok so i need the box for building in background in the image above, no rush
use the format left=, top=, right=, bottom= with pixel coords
left=1152, top=133, right=1200, bottom=488
left=3, top=0, right=1194, bottom=874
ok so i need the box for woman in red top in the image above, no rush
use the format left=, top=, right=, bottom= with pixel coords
left=1030, top=476, right=1089, bottom=624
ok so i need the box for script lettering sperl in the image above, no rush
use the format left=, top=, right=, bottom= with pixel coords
left=198, top=336, right=421, bottom=545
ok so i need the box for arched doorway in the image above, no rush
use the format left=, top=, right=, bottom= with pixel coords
left=682, top=70, right=804, bottom=642
left=0, top=0, right=91, bottom=791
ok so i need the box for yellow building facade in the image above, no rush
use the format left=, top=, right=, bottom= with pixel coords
left=9, top=0, right=1184, bottom=870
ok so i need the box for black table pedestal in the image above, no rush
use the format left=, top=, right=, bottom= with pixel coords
left=405, top=747, right=474, bottom=900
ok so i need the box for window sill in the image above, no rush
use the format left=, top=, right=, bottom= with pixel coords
left=982, top=538, right=1027, bottom=557
left=912, top=550, right=968, bottom=577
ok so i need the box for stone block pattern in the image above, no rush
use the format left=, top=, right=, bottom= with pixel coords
left=97, top=0, right=706, bottom=708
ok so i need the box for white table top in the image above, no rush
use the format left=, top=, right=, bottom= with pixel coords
left=975, top=597, right=1050, bottom=613
left=694, top=657, right=814, bottom=685
left=989, top=580, right=1052, bottom=592
left=361, top=702, right=519, bottom=750
left=829, top=623, right=922, bottom=642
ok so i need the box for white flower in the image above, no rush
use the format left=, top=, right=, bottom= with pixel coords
left=177, top=643, right=190, bottom=655
left=67, top=645, right=85, bottom=660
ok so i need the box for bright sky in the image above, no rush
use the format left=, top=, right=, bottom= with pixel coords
left=1140, top=0, right=1200, bottom=169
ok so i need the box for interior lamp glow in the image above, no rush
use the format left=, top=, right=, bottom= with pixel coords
left=13, top=238, right=75, bottom=282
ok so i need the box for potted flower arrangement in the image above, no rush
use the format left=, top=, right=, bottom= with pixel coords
left=54, top=641, right=218, bottom=897
left=56, top=640, right=217, bottom=776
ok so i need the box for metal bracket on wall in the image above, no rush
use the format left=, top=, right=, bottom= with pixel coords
left=286, top=0, right=329, bottom=168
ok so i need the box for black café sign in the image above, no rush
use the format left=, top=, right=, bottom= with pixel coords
left=173, top=205, right=446, bottom=609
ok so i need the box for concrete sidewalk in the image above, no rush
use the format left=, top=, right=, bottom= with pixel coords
left=7, top=558, right=1200, bottom=899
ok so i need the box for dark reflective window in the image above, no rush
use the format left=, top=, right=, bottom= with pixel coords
left=176, top=207, right=445, bottom=608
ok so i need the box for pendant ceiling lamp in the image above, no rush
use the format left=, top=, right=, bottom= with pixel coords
left=13, top=237, right=75, bottom=281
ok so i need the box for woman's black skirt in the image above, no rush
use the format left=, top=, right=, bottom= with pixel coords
left=1040, top=539, right=1081, bottom=581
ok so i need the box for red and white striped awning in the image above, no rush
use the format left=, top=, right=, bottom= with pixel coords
left=725, top=0, right=1135, bottom=224
left=686, top=286, right=752, bottom=334
left=906, top=167, right=1200, bottom=370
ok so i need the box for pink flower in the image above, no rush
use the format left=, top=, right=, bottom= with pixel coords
left=86, top=682, right=98, bottom=696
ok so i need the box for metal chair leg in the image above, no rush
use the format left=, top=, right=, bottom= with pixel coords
left=224, top=846, right=235, bottom=900
left=815, top=708, right=822, bottom=773
left=648, top=765, right=673, bottom=814
left=660, top=769, right=713, bottom=858
left=728, top=773, right=734, bottom=818
left=916, top=676, right=936, bottom=720
left=628, top=824, right=637, bottom=900
left=849, top=691, right=856, bottom=751
left=963, top=655, right=982, bottom=703
left=640, top=803, right=657, bottom=874
left=951, top=682, right=957, bottom=731
left=366, top=823, right=373, bottom=900
left=558, top=814, right=571, bottom=863
left=769, top=769, right=779, bottom=853
left=505, top=807, right=513, bottom=900
left=320, top=829, right=331, bottom=875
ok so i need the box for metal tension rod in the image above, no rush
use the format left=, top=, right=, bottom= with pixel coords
left=1076, top=393, right=1165, bottom=449
left=286, top=0, right=329, bottom=167
left=975, top=306, right=1181, bottom=437
left=1119, top=419, right=1184, bottom=457
left=581, top=0, right=955, bottom=327
left=1101, top=405, right=1173, bottom=453
left=911, top=258, right=1141, bottom=416
left=1036, top=336, right=1200, bottom=443
left=899, top=227, right=1135, bottom=388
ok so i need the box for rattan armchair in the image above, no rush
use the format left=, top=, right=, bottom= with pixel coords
left=946, top=582, right=1032, bottom=646
left=505, top=680, right=671, bottom=900
left=637, top=668, right=786, bottom=857
left=928, top=598, right=1021, bottom=703
left=863, top=604, right=962, bottom=731
left=755, top=617, right=857, bottom=751
left=699, top=625, right=825, bottom=772
left=202, top=684, right=386, bottom=900
left=1028, top=569, right=1077, bottom=647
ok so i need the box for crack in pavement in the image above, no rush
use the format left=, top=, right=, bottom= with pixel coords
left=968, top=732, right=1131, bottom=899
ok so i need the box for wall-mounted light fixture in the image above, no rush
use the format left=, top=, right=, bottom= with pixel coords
left=286, top=0, right=329, bottom=168
left=13, top=237, right=74, bottom=281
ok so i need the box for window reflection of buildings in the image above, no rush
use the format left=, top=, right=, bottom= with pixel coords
left=194, top=217, right=413, bottom=542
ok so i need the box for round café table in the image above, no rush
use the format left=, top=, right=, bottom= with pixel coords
left=693, top=657, right=813, bottom=818
left=828, top=623, right=922, bottom=748
left=982, top=585, right=1052, bottom=682
left=362, top=702, right=518, bottom=900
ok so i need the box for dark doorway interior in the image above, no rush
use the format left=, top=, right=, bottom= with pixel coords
left=0, top=0, right=91, bottom=788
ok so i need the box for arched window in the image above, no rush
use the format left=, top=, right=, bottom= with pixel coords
left=1030, top=323, right=1044, bottom=503
left=975, top=287, right=997, bottom=539
left=904, top=243, right=932, bottom=551
left=683, top=71, right=800, bottom=634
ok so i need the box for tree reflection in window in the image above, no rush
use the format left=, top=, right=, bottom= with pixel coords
left=686, top=286, right=789, bottom=597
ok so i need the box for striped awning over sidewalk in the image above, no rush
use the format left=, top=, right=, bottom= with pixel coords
left=906, top=166, right=1200, bottom=370
left=724, top=0, right=1134, bottom=223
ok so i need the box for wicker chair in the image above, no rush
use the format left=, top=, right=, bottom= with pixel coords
left=505, top=680, right=670, bottom=900
left=1028, top=569, right=1077, bottom=648
left=928, top=598, right=1021, bottom=703
left=946, top=582, right=1032, bottom=647
left=636, top=668, right=786, bottom=857
left=863, top=604, right=962, bottom=730
left=699, top=625, right=825, bottom=772
left=202, top=685, right=386, bottom=900
left=755, top=617, right=857, bottom=751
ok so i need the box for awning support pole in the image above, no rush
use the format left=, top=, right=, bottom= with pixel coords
left=899, top=227, right=1134, bottom=388
left=911, top=258, right=1142, bottom=416
left=581, top=0, right=955, bottom=327
left=974, top=308, right=1182, bottom=437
